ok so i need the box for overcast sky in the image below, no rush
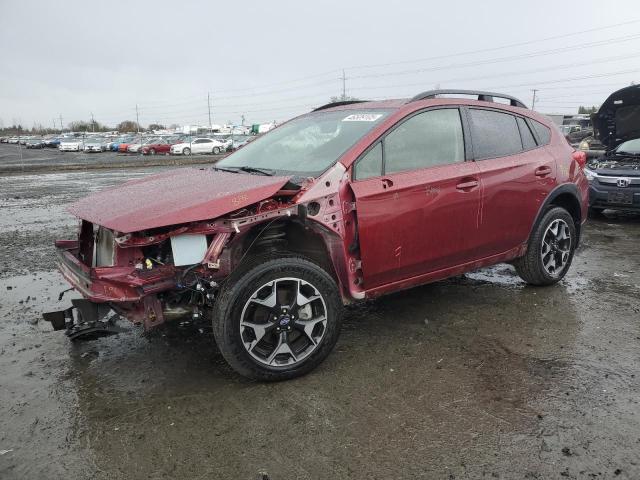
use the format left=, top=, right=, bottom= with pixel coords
left=1, top=0, right=639, bottom=129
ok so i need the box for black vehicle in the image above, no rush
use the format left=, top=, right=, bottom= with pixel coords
left=584, top=85, right=640, bottom=213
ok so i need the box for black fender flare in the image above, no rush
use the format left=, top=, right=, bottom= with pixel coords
left=529, top=183, right=584, bottom=246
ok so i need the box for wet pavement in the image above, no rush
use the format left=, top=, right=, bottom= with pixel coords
left=1, top=166, right=639, bottom=479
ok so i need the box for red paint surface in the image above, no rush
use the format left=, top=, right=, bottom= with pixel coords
left=68, top=168, right=291, bottom=233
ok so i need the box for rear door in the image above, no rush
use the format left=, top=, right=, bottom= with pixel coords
left=467, top=108, right=556, bottom=256
left=350, top=107, right=482, bottom=289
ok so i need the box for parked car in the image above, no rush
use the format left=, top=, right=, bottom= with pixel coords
left=84, top=137, right=106, bottom=152
left=118, top=137, right=140, bottom=153
left=583, top=84, right=640, bottom=213
left=127, top=137, right=156, bottom=153
left=58, top=138, right=84, bottom=152
left=226, top=135, right=253, bottom=151
left=25, top=138, right=45, bottom=149
left=140, top=138, right=175, bottom=155
left=170, top=137, right=227, bottom=155
left=560, top=125, right=593, bottom=146
left=44, top=137, right=62, bottom=148
left=111, top=136, right=135, bottom=152
left=7, top=137, right=20, bottom=144
left=45, top=89, right=588, bottom=380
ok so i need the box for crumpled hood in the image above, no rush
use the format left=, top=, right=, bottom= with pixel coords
left=68, top=168, right=291, bottom=233
left=594, top=85, right=640, bottom=150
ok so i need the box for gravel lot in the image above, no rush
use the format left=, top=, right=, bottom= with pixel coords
left=0, top=143, right=225, bottom=175
left=0, top=149, right=639, bottom=479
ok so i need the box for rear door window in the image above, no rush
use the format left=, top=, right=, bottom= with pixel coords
left=530, top=119, right=551, bottom=145
left=469, top=109, right=522, bottom=159
left=517, top=117, right=537, bottom=150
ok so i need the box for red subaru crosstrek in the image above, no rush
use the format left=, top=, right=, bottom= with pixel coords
left=45, top=90, right=589, bottom=380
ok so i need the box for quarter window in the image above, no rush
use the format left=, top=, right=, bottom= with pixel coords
left=530, top=119, right=551, bottom=145
left=517, top=117, right=537, bottom=150
left=384, top=109, right=464, bottom=174
left=354, top=142, right=383, bottom=180
left=469, top=109, right=522, bottom=159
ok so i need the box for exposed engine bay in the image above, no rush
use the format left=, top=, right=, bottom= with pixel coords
left=587, top=155, right=640, bottom=172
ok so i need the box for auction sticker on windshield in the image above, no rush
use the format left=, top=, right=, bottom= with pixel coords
left=342, top=114, right=383, bottom=122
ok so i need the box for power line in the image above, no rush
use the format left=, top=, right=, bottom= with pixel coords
left=348, top=34, right=640, bottom=81
left=348, top=56, right=640, bottom=95
left=345, top=18, right=640, bottom=71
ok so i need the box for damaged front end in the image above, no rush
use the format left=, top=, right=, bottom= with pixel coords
left=44, top=166, right=357, bottom=340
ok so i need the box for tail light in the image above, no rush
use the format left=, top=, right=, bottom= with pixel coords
left=572, top=150, right=587, bottom=169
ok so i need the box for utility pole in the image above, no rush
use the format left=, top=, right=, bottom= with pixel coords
left=52, top=119, right=56, bottom=132
left=90, top=112, right=95, bottom=132
left=207, top=92, right=212, bottom=131
left=340, top=69, right=347, bottom=100
left=135, top=104, right=140, bottom=138
left=531, top=89, right=539, bottom=110
left=59, top=114, right=63, bottom=132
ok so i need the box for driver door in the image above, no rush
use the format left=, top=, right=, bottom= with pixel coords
left=350, top=108, right=482, bottom=290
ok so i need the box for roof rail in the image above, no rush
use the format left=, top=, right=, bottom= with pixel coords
left=312, top=100, right=369, bottom=112
left=409, top=89, right=527, bottom=108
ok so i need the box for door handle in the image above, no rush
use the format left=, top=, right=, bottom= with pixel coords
left=381, top=178, right=394, bottom=189
left=535, top=166, right=552, bottom=177
left=456, top=178, right=479, bottom=191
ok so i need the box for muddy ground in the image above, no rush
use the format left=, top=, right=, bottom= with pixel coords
left=0, top=153, right=639, bottom=479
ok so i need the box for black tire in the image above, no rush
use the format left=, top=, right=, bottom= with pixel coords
left=149, top=148, right=156, bottom=155
left=212, top=256, right=342, bottom=381
left=514, top=206, right=577, bottom=286
left=212, top=146, right=220, bottom=154
left=183, top=147, right=191, bottom=155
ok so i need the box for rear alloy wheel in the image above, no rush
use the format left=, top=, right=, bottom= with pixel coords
left=183, top=147, right=191, bottom=155
left=213, top=256, right=342, bottom=380
left=514, top=206, right=577, bottom=285
left=212, top=146, right=220, bottom=154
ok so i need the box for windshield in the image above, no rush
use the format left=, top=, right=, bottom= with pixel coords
left=217, top=110, right=390, bottom=176
left=615, top=138, right=640, bottom=154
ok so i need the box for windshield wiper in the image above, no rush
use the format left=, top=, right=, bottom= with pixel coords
left=237, top=166, right=274, bottom=176
left=213, top=166, right=240, bottom=173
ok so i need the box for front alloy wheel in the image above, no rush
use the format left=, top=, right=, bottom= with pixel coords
left=240, top=278, right=327, bottom=367
left=213, top=256, right=342, bottom=380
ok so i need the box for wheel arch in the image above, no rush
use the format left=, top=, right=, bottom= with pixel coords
left=530, top=183, right=584, bottom=246
left=226, top=218, right=350, bottom=301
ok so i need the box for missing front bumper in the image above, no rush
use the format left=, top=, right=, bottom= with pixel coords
left=43, top=298, right=126, bottom=341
